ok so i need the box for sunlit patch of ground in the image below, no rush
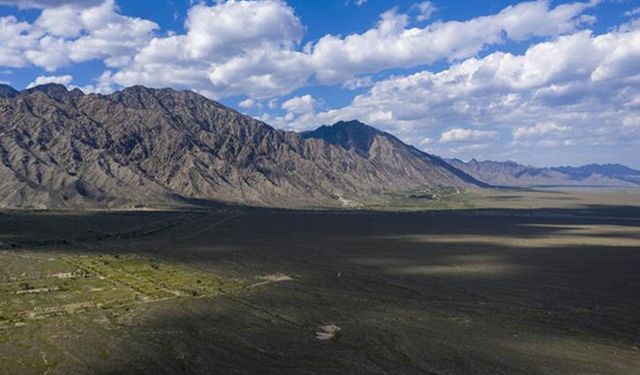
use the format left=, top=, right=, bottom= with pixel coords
left=380, top=223, right=640, bottom=249
left=390, top=263, right=517, bottom=276
left=522, top=223, right=640, bottom=237
left=251, top=273, right=293, bottom=287
left=362, top=187, right=640, bottom=212
left=0, top=253, right=238, bottom=327
left=352, top=255, right=519, bottom=276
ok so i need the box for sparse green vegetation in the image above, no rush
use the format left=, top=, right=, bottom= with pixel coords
left=363, top=186, right=474, bottom=210
left=0, top=253, right=237, bottom=328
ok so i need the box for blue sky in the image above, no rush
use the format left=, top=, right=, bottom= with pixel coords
left=1, top=0, right=639, bottom=168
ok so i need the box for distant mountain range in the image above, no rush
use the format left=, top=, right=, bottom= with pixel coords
left=0, top=84, right=479, bottom=209
left=448, top=159, right=640, bottom=187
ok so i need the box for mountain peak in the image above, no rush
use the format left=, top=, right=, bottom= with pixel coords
left=119, top=85, right=159, bottom=94
left=108, top=85, right=183, bottom=110
left=23, top=83, right=71, bottom=100
left=107, top=85, right=220, bottom=111
left=301, top=119, right=385, bottom=157
left=70, top=87, right=85, bottom=97
left=0, top=84, right=18, bottom=98
left=302, top=119, right=484, bottom=187
left=333, top=119, right=371, bottom=128
left=26, top=83, right=68, bottom=91
left=116, top=85, right=197, bottom=97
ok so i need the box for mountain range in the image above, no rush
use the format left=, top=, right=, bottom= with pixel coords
left=0, top=83, right=637, bottom=209
left=448, top=159, right=640, bottom=188
left=0, top=84, right=480, bottom=209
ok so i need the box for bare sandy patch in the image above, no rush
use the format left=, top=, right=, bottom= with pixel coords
left=316, top=324, right=341, bottom=341
left=251, top=273, right=293, bottom=287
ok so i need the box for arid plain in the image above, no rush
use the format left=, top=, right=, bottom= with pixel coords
left=1, top=188, right=639, bottom=374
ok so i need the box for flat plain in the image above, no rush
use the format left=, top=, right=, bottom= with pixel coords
left=1, top=188, right=640, bottom=374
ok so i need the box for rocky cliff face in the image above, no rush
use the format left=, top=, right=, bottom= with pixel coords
left=0, top=85, right=479, bottom=208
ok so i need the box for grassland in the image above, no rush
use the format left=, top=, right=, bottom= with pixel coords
left=1, top=188, right=639, bottom=374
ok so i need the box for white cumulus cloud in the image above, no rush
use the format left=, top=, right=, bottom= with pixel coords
left=239, top=98, right=256, bottom=109
left=0, top=0, right=158, bottom=71
left=414, top=1, right=437, bottom=22
left=440, top=128, right=498, bottom=143
left=625, top=7, right=640, bottom=17
left=513, top=122, right=570, bottom=139
left=309, top=0, right=598, bottom=82
left=110, top=0, right=308, bottom=99
left=11, top=0, right=598, bottom=99
left=282, top=94, right=317, bottom=114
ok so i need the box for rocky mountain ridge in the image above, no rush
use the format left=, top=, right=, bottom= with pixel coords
left=0, top=84, right=478, bottom=209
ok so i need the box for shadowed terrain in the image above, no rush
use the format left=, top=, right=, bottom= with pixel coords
left=1, top=189, right=639, bottom=374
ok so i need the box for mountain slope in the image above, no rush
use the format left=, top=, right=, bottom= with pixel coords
left=0, top=85, right=480, bottom=209
left=301, top=120, right=486, bottom=188
left=449, top=159, right=640, bottom=187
